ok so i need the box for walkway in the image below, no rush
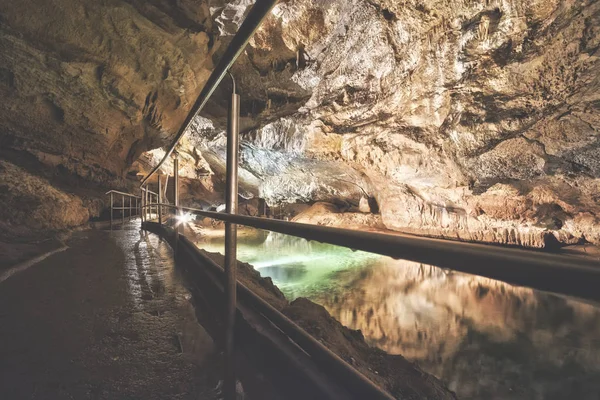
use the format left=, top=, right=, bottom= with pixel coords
left=0, top=221, right=218, bottom=399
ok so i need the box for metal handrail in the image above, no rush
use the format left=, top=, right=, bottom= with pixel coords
left=147, top=202, right=600, bottom=303
left=105, top=190, right=141, bottom=198
left=140, top=0, right=279, bottom=187
left=128, top=0, right=599, bottom=395
left=150, top=224, right=395, bottom=400
left=107, top=190, right=141, bottom=228
left=136, top=4, right=279, bottom=393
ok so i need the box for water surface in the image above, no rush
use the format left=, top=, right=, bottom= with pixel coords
left=196, top=228, right=600, bottom=400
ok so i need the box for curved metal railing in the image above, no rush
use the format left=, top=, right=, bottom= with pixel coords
left=128, top=0, right=600, bottom=397
left=145, top=203, right=600, bottom=303
left=144, top=217, right=396, bottom=400
left=140, top=201, right=600, bottom=398
left=140, top=0, right=278, bottom=187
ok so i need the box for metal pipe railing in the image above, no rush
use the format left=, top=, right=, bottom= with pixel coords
left=105, top=190, right=141, bottom=229
left=128, top=0, right=600, bottom=395
left=145, top=202, right=600, bottom=303
left=153, top=224, right=395, bottom=400
left=158, top=175, right=163, bottom=225
left=106, top=190, right=143, bottom=198
left=141, top=188, right=158, bottom=196
left=223, top=72, right=241, bottom=400
left=137, top=3, right=278, bottom=392
left=141, top=187, right=160, bottom=221
left=139, top=0, right=279, bottom=187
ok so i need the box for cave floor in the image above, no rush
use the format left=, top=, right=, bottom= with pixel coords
left=0, top=221, right=221, bottom=399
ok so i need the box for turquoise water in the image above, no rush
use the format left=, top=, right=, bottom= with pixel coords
left=195, top=228, right=600, bottom=400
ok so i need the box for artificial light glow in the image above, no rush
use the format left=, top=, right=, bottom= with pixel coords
left=177, top=212, right=193, bottom=223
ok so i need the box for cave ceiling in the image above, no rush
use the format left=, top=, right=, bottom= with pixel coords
left=1, top=0, right=599, bottom=245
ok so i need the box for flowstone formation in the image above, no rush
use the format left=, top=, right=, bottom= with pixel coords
left=168, top=0, right=600, bottom=247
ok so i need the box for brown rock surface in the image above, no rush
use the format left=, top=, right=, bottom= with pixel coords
left=170, top=0, right=600, bottom=247
left=3, top=0, right=597, bottom=247
left=2, top=2, right=598, bottom=396
left=292, top=201, right=384, bottom=231
left=0, top=160, right=89, bottom=236
left=283, top=297, right=457, bottom=400
left=0, top=0, right=216, bottom=233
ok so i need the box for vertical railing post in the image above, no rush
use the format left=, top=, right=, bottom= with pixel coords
left=173, top=153, right=180, bottom=253
left=158, top=174, right=163, bottom=226
left=122, top=194, right=125, bottom=225
left=163, top=174, right=169, bottom=208
left=223, top=72, right=240, bottom=400
left=174, top=153, right=180, bottom=223
left=141, top=189, right=145, bottom=222
left=135, top=197, right=138, bottom=218
left=145, top=187, right=149, bottom=221
left=110, top=192, right=113, bottom=230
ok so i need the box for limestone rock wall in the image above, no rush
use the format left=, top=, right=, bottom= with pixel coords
left=0, top=0, right=219, bottom=232
left=1, top=0, right=599, bottom=246
left=0, top=160, right=89, bottom=239
left=179, top=0, right=600, bottom=247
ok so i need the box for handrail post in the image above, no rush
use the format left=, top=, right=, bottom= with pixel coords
left=145, top=187, right=149, bottom=221
left=174, top=153, right=180, bottom=225
left=138, top=0, right=279, bottom=190
left=110, top=192, right=113, bottom=230
left=141, top=189, right=144, bottom=222
left=122, top=194, right=125, bottom=225
left=173, top=152, right=180, bottom=253
left=158, top=176, right=162, bottom=226
left=223, top=72, right=240, bottom=400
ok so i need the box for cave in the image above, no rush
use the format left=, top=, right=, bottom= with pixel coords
left=1, top=1, right=600, bottom=399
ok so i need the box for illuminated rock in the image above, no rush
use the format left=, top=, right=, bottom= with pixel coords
left=182, top=0, right=600, bottom=247
left=1, top=0, right=599, bottom=245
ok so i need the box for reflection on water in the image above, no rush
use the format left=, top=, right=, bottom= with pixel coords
left=197, top=229, right=600, bottom=400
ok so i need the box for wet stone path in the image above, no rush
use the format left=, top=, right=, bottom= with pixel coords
left=0, top=222, right=218, bottom=399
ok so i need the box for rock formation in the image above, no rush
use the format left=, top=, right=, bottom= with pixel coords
left=165, top=0, right=600, bottom=247
left=1, top=1, right=598, bottom=397
left=1, top=0, right=599, bottom=245
left=0, top=0, right=217, bottom=237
